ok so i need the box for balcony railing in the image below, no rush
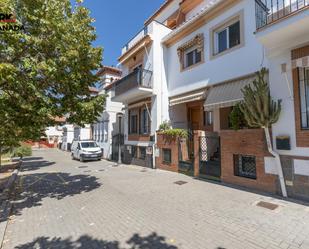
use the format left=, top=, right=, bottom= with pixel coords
left=121, top=26, right=148, bottom=55
left=255, top=0, right=309, bottom=30
left=114, top=68, right=153, bottom=97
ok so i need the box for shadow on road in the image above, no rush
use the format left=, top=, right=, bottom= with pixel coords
left=15, top=233, right=178, bottom=249
left=1, top=157, right=101, bottom=223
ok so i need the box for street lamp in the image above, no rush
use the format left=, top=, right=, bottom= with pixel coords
left=116, top=112, right=124, bottom=165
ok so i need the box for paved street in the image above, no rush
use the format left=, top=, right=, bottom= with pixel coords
left=2, top=149, right=309, bottom=249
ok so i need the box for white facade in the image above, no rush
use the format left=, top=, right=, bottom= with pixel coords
left=93, top=67, right=123, bottom=159
left=256, top=8, right=309, bottom=158
left=61, top=124, right=74, bottom=151
left=45, top=126, right=63, bottom=145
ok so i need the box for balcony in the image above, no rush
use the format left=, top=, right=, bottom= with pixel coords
left=112, top=68, right=153, bottom=103
left=255, top=0, right=309, bottom=51
left=121, top=26, right=148, bottom=55
left=255, top=0, right=309, bottom=30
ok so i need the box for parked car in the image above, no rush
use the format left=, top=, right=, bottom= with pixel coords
left=71, top=140, right=102, bottom=162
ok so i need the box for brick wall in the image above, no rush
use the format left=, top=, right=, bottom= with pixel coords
left=220, top=129, right=279, bottom=194
left=292, top=45, right=309, bottom=147
left=156, top=133, right=179, bottom=172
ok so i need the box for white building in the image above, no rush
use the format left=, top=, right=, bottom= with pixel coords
left=111, top=0, right=309, bottom=201
left=255, top=0, right=309, bottom=200
left=92, top=66, right=124, bottom=160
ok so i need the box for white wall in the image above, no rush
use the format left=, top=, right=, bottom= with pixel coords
left=95, top=83, right=124, bottom=159
left=166, top=0, right=266, bottom=97
left=268, top=50, right=309, bottom=157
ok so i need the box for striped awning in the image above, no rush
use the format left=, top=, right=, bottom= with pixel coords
left=204, top=75, right=256, bottom=111
left=169, top=88, right=207, bottom=106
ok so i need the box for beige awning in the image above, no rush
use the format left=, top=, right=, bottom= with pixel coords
left=169, top=88, right=207, bottom=106
left=204, top=75, right=256, bottom=111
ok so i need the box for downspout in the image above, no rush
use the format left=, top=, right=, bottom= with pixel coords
left=264, top=127, right=287, bottom=197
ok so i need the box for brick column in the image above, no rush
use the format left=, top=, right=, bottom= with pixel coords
left=193, top=130, right=203, bottom=177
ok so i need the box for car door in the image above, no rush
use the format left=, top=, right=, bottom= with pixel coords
left=76, top=143, right=81, bottom=159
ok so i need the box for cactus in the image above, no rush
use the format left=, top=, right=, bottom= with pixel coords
left=239, top=68, right=282, bottom=128
left=239, top=68, right=287, bottom=197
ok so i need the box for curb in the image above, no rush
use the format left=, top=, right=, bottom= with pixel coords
left=0, top=165, right=21, bottom=249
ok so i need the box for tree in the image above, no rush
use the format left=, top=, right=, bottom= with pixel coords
left=0, top=0, right=105, bottom=148
left=239, top=68, right=287, bottom=197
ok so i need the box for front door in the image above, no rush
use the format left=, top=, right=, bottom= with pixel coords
left=189, top=107, right=201, bottom=130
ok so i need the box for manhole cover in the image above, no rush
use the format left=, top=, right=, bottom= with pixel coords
left=174, top=181, right=188, bottom=185
left=140, top=169, right=148, bottom=172
left=98, top=169, right=105, bottom=172
left=78, top=166, right=88, bottom=169
left=256, top=201, right=279, bottom=210
left=83, top=170, right=91, bottom=173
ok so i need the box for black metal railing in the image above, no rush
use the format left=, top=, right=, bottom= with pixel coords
left=255, top=0, right=309, bottom=29
left=122, top=26, right=148, bottom=54
left=114, top=68, right=152, bottom=97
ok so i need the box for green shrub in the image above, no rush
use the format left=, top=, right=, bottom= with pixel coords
left=13, top=145, right=32, bottom=158
left=162, top=129, right=188, bottom=139
left=229, top=103, right=247, bottom=130
left=159, top=121, right=171, bottom=131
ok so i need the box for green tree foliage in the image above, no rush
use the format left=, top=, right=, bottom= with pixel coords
left=239, top=68, right=281, bottom=128
left=229, top=103, right=247, bottom=130
left=0, top=0, right=105, bottom=147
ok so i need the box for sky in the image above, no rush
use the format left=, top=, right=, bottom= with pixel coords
left=82, top=0, right=165, bottom=67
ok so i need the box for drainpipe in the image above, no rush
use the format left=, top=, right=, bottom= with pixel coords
left=264, top=127, right=287, bottom=197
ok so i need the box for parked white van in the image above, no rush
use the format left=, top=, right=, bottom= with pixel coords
left=71, top=140, right=102, bottom=162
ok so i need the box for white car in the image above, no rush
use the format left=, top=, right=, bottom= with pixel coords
left=71, top=140, right=102, bottom=162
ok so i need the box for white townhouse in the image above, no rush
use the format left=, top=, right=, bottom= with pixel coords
left=112, top=0, right=309, bottom=201
left=255, top=0, right=309, bottom=200
left=92, top=66, right=124, bottom=160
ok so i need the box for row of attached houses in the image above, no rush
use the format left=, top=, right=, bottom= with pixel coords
left=94, top=0, right=309, bottom=201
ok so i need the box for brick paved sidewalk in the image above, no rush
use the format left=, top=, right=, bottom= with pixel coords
left=2, top=149, right=309, bottom=249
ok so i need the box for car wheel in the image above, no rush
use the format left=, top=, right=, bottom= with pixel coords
left=71, top=154, right=75, bottom=160
left=80, top=157, right=84, bottom=162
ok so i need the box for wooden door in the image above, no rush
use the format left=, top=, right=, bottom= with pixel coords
left=189, top=107, right=201, bottom=130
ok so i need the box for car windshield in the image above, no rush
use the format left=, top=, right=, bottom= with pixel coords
left=80, top=142, right=99, bottom=148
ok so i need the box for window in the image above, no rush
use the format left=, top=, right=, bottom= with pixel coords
left=177, top=34, right=204, bottom=71
left=299, top=68, right=309, bottom=129
left=140, top=108, right=149, bottom=134
left=103, top=121, right=109, bottom=142
left=204, top=111, right=213, bottom=126
left=184, top=47, right=202, bottom=68
left=215, top=20, right=240, bottom=55
left=129, top=110, right=138, bottom=134
left=234, top=155, right=257, bottom=179
left=162, top=149, right=172, bottom=164
left=139, top=147, right=146, bottom=160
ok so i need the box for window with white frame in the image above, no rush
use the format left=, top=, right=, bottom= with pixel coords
left=299, top=67, right=309, bottom=129
left=215, top=20, right=240, bottom=54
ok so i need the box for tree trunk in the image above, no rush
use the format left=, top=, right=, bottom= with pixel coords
left=264, top=127, right=287, bottom=197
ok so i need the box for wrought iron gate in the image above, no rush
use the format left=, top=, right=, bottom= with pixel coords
left=199, top=135, right=221, bottom=179
left=112, top=134, right=124, bottom=162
